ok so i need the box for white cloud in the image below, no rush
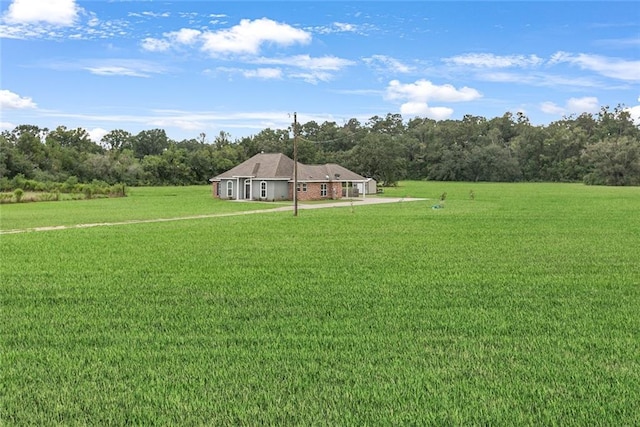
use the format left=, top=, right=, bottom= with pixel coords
left=141, top=29, right=201, bottom=52
left=312, top=21, right=366, bottom=35
left=540, top=101, right=566, bottom=115
left=170, top=28, right=201, bottom=45
left=87, top=127, right=108, bottom=143
left=400, top=102, right=453, bottom=119
left=385, top=80, right=480, bottom=120
left=242, top=68, right=283, bottom=79
left=540, top=96, right=600, bottom=116
left=444, top=53, right=543, bottom=68
left=289, top=71, right=334, bottom=84
left=86, top=66, right=151, bottom=77
left=0, top=89, right=37, bottom=109
left=254, top=54, right=354, bottom=71
left=627, top=105, right=640, bottom=125
left=363, top=55, right=414, bottom=74
left=215, top=54, right=350, bottom=83
left=128, top=11, right=170, bottom=19
left=80, top=60, right=168, bottom=78
left=141, top=38, right=171, bottom=52
left=200, top=18, right=311, bottom=56
left=386, top=79, right=482, bottom=103
left=550, top=51, right=640, bottom=82
left=1, top=121, right=16, bottom=131
left=478, top=71, right=602, bottom=89
left=566, top=96, right=599, bottom=113
left=3, top=0, right=80, bottom=26
left=626, top=97, right=640, bottom=125
left=333, top=22, right=356, bottom=32
left=142, top=19, right=311, bottom=57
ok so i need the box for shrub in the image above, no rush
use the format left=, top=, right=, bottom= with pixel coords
left=109, top=183, right=127, bottom=197
left=83, top=185, right=93, bottom=200
left=11, top=174, right=27, bottom=191
left=0, top=177, right=11, bottom=191
left=13, top=188, right=24, bottom=203
left=38, top=193, right=59, bottom=202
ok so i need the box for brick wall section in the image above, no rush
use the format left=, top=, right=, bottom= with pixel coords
left=211, top=182, right=219, bottom=198
left=294, top=182, right=342, bottom=201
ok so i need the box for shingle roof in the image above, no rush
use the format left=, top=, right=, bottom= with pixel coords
left=213, top=153, right=294, bottom=179
left=296, top=163, right=366, bottom=181
left=211, top=153, right=368, bottom=182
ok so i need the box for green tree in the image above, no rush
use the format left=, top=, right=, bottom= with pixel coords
left=466, top=144, right=521, bottom=182
left=47, top=126, right=102, bottom=154
left=101, top=129, right=133, bottom=152
left=350, top=133, right=406, bottom=186
left=111, top=149, right=144, bottom=185
left=132, top=129, right=170, bottom=159
left=582, top=136, right=640, bottom=186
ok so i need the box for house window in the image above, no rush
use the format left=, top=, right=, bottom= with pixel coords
left=320, top=183, right=327, bottom=197
left=260, top=181, right=267, bottom=199
left=226, top=181, right=233, bottom=197
left=297, top=183, right=307, bottom=192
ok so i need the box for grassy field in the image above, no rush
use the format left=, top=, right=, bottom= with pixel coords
left=1, top=182, right=639, bottom=425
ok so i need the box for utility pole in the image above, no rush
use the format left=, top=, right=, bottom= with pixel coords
left=293, top=112, right=298, bottom=217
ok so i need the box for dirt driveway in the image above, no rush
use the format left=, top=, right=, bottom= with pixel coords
left=1, top=197, right=425, bottom=235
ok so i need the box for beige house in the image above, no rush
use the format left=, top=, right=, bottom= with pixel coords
left=210, top=153, right=375, bottom=201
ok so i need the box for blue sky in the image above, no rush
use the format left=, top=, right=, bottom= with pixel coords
left=1, top=1, right=639, bottom=143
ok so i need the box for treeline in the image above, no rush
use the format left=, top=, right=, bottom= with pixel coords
left=1, top=105, right=639, bottom=188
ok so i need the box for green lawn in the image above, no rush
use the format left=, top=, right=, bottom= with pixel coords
left=1, top=182, right=639, bottom=425
left=0, top=186, right=289, bottom=231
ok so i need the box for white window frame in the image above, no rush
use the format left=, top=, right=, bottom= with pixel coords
left=260, top=181, right=267, bottom=199
left=226, top=181, right=233, bottom=197
left=297, top=183, right=307, bottom=192
left=320, top=183, right=328, bottom=197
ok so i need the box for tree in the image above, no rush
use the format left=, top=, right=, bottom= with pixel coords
left=101, top=129, right=133, bottom=152
left=368, top=113, right=405, bottom=135
left=512, top=125, right=546, bottom=181
left=405, top=117, right=437, bottom=179
left=582, top=136, right=640, bottom=186
left=111, top=149, right=144, bottom=185
left=595, top=105, right=640, bottom=140
left=466, top=144, right=521, bottom=182
left=47, top=126, right=102, bottom=154
left=0, top=134, right=33, bottom=179
left=188, top=147, right=215, bottom=183
left=132, top=129, right=170, bottom=159
left=14, top=130, right=48, bottom=174
left=350, top=133, right=406, bottom=186
left=239, top=128, right=290, bottom=158
left=213, top=131, right=232, bottom=150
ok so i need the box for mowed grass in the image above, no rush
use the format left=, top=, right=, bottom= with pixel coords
left=0, top=185, right=288, bottom=232
left=1, top=182, right=639, bottom=425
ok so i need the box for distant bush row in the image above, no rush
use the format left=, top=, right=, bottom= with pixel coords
left=0, top=175, right=126, bottom=203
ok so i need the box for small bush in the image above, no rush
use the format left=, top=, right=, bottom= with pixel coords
left=0, top=177, right=11, bottom=192
left=13, top=188, right=24, bottom=203
left=109, top=183, right=127, bottom=197
left=37, top=193, right=59, bottom=202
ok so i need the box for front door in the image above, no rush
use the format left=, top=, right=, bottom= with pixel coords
left=244, top=179, right=251, bottom=200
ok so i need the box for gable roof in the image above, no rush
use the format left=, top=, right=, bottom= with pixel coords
left=213, top=153, right=294, bottom=180
left=211, top=153, right=368, bottom=182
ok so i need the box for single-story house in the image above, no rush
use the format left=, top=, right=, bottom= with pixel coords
left=209, top=153, right=376, bottom=201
